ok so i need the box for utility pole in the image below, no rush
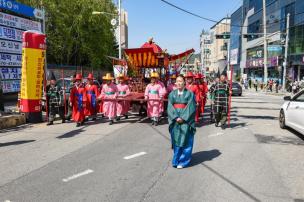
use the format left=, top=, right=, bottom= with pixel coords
left=263, top=0, right=268, bottom=86
left=283, top=13, right=290, bottom=91
left=118, top=0, right=122, bottom=59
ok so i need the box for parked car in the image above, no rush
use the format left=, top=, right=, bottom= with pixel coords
left=279, top=90, right=304, bottom=135
left=232, top=82, right=242, bottom=96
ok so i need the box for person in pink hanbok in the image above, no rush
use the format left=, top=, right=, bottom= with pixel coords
left=145, top=72, right=165, bottom=126
left=167, top=74, right=177, bottom=94
left=154, top=74, right=167, bottom=116
left=116, top=74, right=130, bottom=120
left=98, top=73, right=118, bottom=125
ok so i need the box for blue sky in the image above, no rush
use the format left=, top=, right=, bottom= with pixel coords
left=122, top=0, right=242, bottom=54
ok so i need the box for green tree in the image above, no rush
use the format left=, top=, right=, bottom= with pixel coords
left=20, top=0, right=118, bottom=70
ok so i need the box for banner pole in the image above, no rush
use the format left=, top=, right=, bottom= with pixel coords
left=228, top=65, right=233, bottom=127
left=62, top=68, right=66, bottom=117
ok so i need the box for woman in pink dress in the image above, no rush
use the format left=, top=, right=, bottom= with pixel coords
left=145, top=72, right=165, bottom=126
left=99, top=73, right=118, bottom=125
left=116, top=74, right=130, bottom=120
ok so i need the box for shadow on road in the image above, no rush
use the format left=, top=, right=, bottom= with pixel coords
left=0, top=124, right=33, bottom=134
left=233, top=106, right=281, bottom=111
left=201, top=163, right=261, bottom=202
left=57, top=127, right=86, bottom=139
left=0, top=140, right=35, bottom=147
left=189, top=149, right=222, bottom=167
left=237, top=115, right=278, bottom=120
left=233, top=101, right=269, bottom=104
left=255, top=134, right=304, bottom=146
left=228, top=122, right=248, bottom=129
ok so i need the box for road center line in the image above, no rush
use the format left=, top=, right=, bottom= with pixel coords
left=124, top=152, right=147, bottom=160
left=62, top=169, right=94, bottom=182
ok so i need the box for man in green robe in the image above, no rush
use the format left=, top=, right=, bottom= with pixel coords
left=167, top=75, right=196, bottom=169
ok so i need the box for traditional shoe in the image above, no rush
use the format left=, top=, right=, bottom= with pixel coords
left=215, top=122, right=219, bottom=127
left=151, top=121, right=155, bottom=126
left=62, top=119, right=66, bottom=123
left=154, top=121, right=159, bottom=126
left=76, top=123, right=81, bottom=127
left=109, top=120, right=114, bottom=125
left=47, top=122, right=53, bottom=126
left=92, top=117, right=96, bottom=121
left=125, top=115, right=128, bottom=119
left=177, top=165, right=183, bottom=169
left=116, top=117, right=121, bottom=121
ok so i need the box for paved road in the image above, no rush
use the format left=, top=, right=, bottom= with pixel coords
left=0, top=91, right=303, bottom=202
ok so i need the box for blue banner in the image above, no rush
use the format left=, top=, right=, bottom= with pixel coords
left=0, top=0, right=43, bottom=19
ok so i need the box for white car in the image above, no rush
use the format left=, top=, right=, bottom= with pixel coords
left=279, top=90, right=304, bottom=134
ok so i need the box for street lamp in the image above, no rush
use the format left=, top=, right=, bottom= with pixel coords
left=92, top=11, right=117, bottom=16
left=92, top=0, right=122, bottom=59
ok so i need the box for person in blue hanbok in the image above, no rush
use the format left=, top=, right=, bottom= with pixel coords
left=167, top=75, right=196, bottom=169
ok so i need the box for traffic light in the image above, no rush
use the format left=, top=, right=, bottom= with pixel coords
left=215, top=34, right=230, bottom=39
left=243, top=34, right=260, bottom=40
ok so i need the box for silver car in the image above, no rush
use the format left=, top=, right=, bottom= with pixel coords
left=279, top=90, right=304, bottom=134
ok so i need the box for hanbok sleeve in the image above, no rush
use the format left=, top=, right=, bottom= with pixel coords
left=94, top=85, right=99, bottom=97
left=144, top=85, right=149, bottom=98
left=167, top=91, right=179, bottom=123
left=82, top=88, right=87, bottom=103
left=180, top=91, right=196, bottom=128
left=69, top=88, right=74, bottom=104
left=99, top=85, right=105, bottom=99
left=125, top=85, right=130, bottom=97
left=114, top=84, right=118, bottom=98
left=160, top=85, right=167, bottom=98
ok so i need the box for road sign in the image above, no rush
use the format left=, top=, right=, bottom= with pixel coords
left=0, top=12, right=42, bottom=31
left=0, top=0, right=43, bottom=19
left=0, top=40, right=22, bottom=54
left=0, top=26, right=23, bottom=41
left=0, top=53, right=22, bottom=67
left=111, top=19, right=117, bottom=26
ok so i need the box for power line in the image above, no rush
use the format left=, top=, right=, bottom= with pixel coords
left=160, top=0, right=244, bottom=28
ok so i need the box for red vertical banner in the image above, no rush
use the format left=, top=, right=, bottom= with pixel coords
left=20, top=31, right=46, bottom=122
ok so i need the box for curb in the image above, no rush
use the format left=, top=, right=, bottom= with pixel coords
left=0, top=114, right=26, bottom=130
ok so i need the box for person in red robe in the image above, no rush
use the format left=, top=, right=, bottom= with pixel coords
left=195, top=73, right=209, bottom=119
left=201, top=75, right=209, bottom=117
left=84, top=73, right=99, bottom=120
left=185, top=72, right=201, bottom=123
left=69, top=74, right=87, bottom=127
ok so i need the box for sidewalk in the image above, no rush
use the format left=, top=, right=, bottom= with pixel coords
left=244, top=87, right=291, bottom=97
left=0, top=101, right=25, bottom=130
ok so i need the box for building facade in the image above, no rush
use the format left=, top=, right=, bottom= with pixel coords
left=229, top=6, right=243, bottom=79
left=239, top=0, right=303, bottom=82
left=115, top=9, right=128, bottom=50
left=209, top=18, right=231, bottom=75
left=120, top=9, right=128, bottom=49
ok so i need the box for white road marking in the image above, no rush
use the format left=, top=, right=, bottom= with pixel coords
left=62, top=169, right=94, bottom=182
left=208, top=132, right=224, bottom=137
left=244, top=127, right=249, bottom=130
left=124, top=152, right=147, bottom=160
